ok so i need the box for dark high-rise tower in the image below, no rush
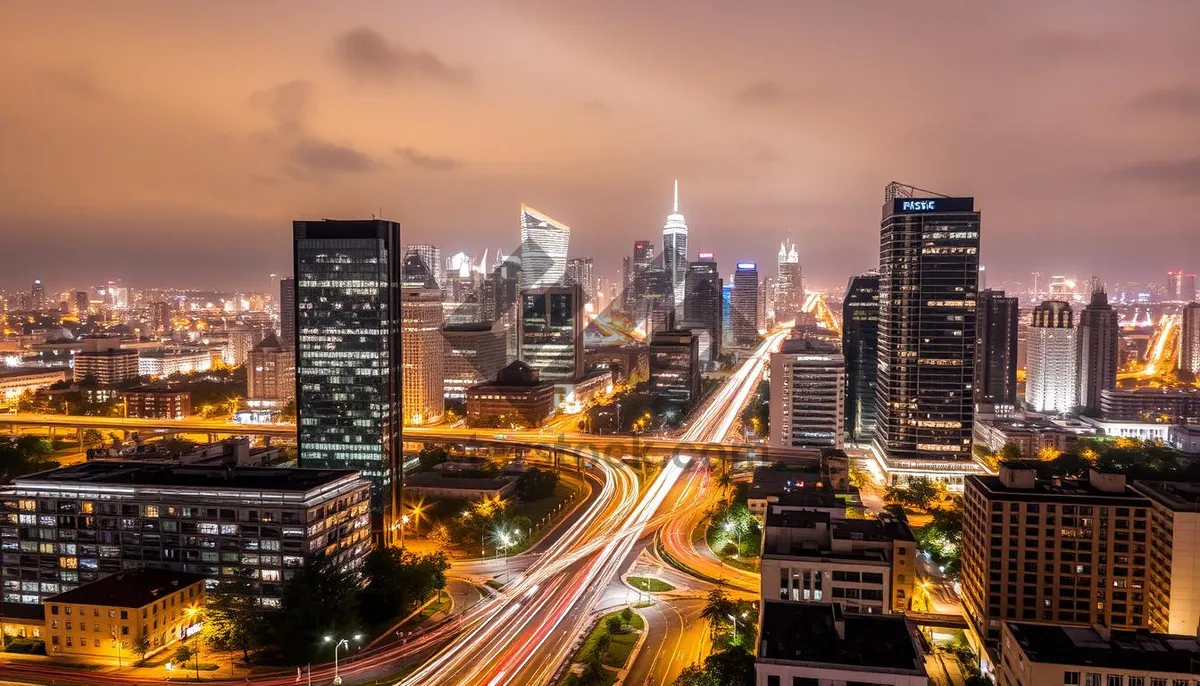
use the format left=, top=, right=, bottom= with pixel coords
left=731, top=263, right=760, bottom=345
left=625, top=240, right=656, bottom=314
left=519, top=284, right=584, bottom=381
left=279, top=277, right=295, bottom=349
left=873, top=187, right=981, bottom=485
left=1076, top=286, right=1119, bottom=416
left=974, top=289, right=1019, bottom=415
left=293, top=219, right=402, bottom=541
left=683, top=254, right=722, bottom=363
left=842, top=271, right=880, bottom=442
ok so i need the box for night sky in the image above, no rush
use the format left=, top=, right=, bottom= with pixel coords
left=1, top=1, right=1198, bottom=292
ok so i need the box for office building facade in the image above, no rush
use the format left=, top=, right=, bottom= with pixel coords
left=648, top=328, right=701, bottom=408
left=1077, top=288, right=1119, bottom=417
left=519, top=284, right=584, bottom=381
left=683, top=255, right=722, bottom=363
left=0, top=462, right=371, bottom=607
left=564, top=257, right=595, bottom=308
left=731, top=262, right=761, bottom=345
left=770, top=337, right=845, bottom=449
left=293, top=219, right=402, bottom=536
left=1180, top=301, right=1200, bottom=375
left=873, top=193, right=981, bottom=485
left=442, top=322, right=507, bottom=400
left=73, top=340, right=139, bottom=385
left=1025, top=300, right=1077, bottom=414
left=400, top=250, right=445, bottom=426
left=519, top=205, right=570, bottom=292
left=279, top=277, right=295, bottom=350
left=842, top=272, right=880, bottom=442
left=975, top=289, right=1019, bottom=415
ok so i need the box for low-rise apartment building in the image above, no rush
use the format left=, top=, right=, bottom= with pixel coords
left=43, top=568, right=206, bottom=660
left=961, top=463, right=1153, bottom=646
left=761, top=503, right=915, bottom=615
left=0, top=462, right=371, bottom=609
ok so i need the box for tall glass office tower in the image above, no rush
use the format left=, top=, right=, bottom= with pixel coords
left=293, top=219, right=402, bottom=540
left=842, top=271, right=880, bottom=442
left=872, top=191, right=982, bottom=487
left=519, top=205, right=570, bottom=293
left=662, top=181, right=689, bottom=318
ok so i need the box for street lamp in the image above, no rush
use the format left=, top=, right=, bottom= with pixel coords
left=322, top=634, right=362, bottom=686
left=498, top=530, right=513, bottom=579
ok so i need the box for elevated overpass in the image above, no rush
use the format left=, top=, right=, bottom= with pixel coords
left=0, top=413, right=295, bottom=440
left=0, top=415, right=825, bottom=466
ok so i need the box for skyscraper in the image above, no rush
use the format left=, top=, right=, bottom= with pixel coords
left=974, top=289, right=1019, bottom=415
left=519, top=205, right=570, bottom=292
left=1180, top=302, right=1200, bottom=375
left=722, top=282, right=734, bottom=346
left=565, top=257, right=595, bottom=308
left=731, top=263, right=760, bottom=345
left=873, top=189, right=981, bottom=486
left=620, top=255, right=632, bottom=313
left=842, top=271, right=880, bottom=442
left=683, top=254, right=722, bottom=360
left=633, top=267, right=673, bottom=336
left=402, top=244, right=443, bottom=290
left=769, top=337, right=845, bottom=449
left=1184, top=274, right=1198, bottom=303
left=519, top=284, right=584, bottom=381
left=279, top=277, right=295, bottom=349
left=1167, top=270, right=1183, bottom=301
left=776, top=239, right=802, bottom=323
left=1077, top=287, right=1119, bottom=417
left=1025, top=300, right=1077, bottom=414
left=401, top=250, right=445, bottom=426
left=662, top=181, right=689, bottom=318
left=30, top=279, right=45, bottom=311
left=627, top=240, right=656, bottom=315
left=293, top=219, right=402, bottom=539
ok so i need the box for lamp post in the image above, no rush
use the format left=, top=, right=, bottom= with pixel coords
left=499, top=531, right=512, bottom=580
left=399, top=514, right=409, bottom=548
left=183, top=605, right=201, bottom=679
left=323, top=634, right=362, bottom=686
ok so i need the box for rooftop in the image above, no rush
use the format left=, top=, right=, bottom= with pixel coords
left=47, top=569, right=208, bottom=609
left=1006, top=622, right=1200, bottom=675
left=758, top=602, right=925, bottom=674
left=969, top=465, right=1152, bottom=507
left=1132, top=481, right=1200, bottom=512
left=13, top=461, right=360, bottom=492
left=779, top=337, right=839, bottom=355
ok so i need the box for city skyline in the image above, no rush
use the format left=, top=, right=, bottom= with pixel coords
left=2, top=3, right=1199, bottom=291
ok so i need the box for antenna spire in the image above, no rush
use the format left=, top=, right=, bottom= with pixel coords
left=673, top=179, right=679, bottom=214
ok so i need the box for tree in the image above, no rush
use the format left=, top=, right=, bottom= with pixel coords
left=270, top=557, right=361, bottom=663
left=81, top=429, right=104, bottom=449
left=620, top=607, right=633, bottom=627
left=202, top=568, right=262, bottom=661
left=605, top=615, right=623, bottom=635
left=674, top=664, right=718, bottom=686
left=885, top=476, right=941, bottom=511
left=172, top=643, right=194, bottom=665
left=516, top=467, right=558, bottom=501
left=999, top=443, right=1023, bottom=460
left=593, top=632, right=612, bottom=658
left=357, top=548, right=450, bottom=628
left=699, top=587, right=736, bottom=631
left=704, top=646, right=755, bottom=685
left=133, top=634, right=151, bottom=666
left=418, top=445, right=449, bottom=471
